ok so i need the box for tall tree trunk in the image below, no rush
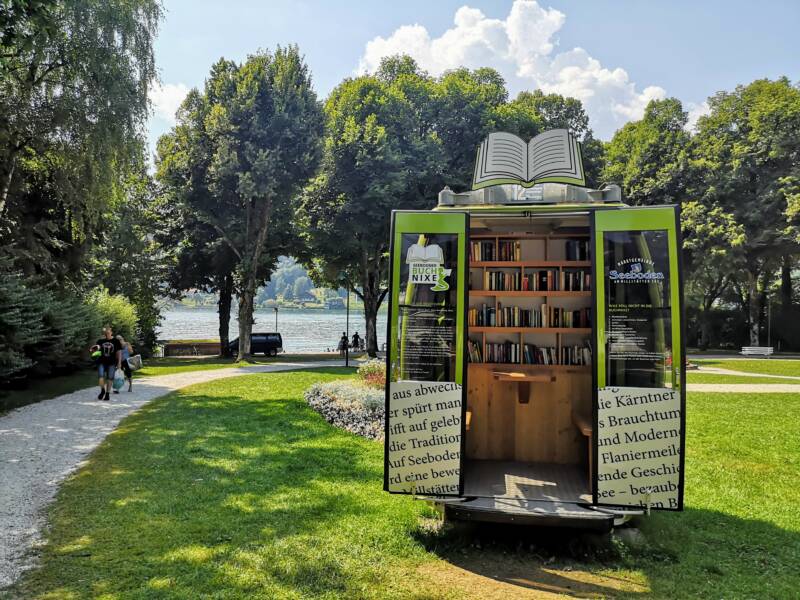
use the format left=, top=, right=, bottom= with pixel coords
left=0, top=159, right=15, bottom=217
left=363, top=289, right=379, bottom=358
left=237, top=201, right=272, bottom=361
left=746, top=268, right=760, bottom=345
left=358, top=261, right=388, bottom=358
left=218, top=272, right=233, bottom=357
left=699, top=296, right=714, bottom=350
left=781, top=254, right=793, bottom=310
left=237, top=276, right=255, bottom=359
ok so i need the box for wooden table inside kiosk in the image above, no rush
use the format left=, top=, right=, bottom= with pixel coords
left=491, top=370, right=555, bottom=403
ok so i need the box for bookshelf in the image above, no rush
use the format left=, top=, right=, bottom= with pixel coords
left=467, top=232, right=592, bottom=368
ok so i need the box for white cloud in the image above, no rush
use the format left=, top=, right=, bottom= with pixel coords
left=358, top=0, right=667, bottom=139
left=685, top=100, right=711, bottom=131
left=150, top=82, right=190, bottom=124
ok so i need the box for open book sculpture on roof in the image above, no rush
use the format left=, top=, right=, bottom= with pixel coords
left=472, top=129, right=586, bottom=190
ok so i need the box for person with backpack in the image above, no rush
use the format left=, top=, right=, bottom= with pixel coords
left=90, top=326, right=122, bottom=401
left=116, top=334, right=134, bottom=393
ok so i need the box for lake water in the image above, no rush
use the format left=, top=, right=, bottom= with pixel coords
left=159, top=306, right=388, bottom=353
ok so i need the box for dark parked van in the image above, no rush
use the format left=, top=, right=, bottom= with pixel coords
left=228, top=333, right=283, bottom=356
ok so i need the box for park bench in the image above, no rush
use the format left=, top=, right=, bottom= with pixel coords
left=740, top=346, right=774, bottom=357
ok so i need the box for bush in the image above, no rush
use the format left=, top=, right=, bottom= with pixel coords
left=27, top=289, right=100, bottom=376
left=0, top=263, right=139, bottom=386
left=305, top=380, right=384, bottom=440
left=0, top=264, right=47, bottom=380
left=357, top=358, right=386, bottom=389
left=88, top=288, right=138, bottom=343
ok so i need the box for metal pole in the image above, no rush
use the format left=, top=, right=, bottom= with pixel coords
left=274, top=307, right=278, bottom=331
left=767, top=299, right=771, bottom=348
left=345, top=284, right=350, bottom=367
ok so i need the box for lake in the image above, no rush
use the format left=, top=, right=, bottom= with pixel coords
left=159, top=305, right=388, bottom=353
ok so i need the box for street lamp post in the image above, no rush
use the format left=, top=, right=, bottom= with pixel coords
left=273, top=306, right=278, bottom=331
left=345, top=283, right=350, bottom=368
left=337, top=271, right=351, bottom=368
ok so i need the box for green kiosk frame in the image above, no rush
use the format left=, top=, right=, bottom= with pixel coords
left=385, top=132, right=686, bottom=530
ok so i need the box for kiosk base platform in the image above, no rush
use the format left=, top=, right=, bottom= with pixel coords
left=428, top=460, right=639, bottom=530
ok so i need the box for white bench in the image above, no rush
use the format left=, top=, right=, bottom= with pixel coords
left=740, top=346, right=774, bottom=357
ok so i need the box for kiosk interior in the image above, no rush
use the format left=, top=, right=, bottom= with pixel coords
left=384, top=131, right=685, bottom=530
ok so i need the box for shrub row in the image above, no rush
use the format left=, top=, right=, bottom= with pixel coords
left=0, top=261, right=138, bottom=386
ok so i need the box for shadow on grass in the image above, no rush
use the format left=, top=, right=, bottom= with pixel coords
left=15, top=370, right=393, bottom=598
left=411, top=506, right=800, bottom=598
left=13, top=367, right=800, bottom=599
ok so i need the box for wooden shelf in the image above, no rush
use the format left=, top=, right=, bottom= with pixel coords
left=470, top=233, right=589, bottom=240
left=470, top=327, right=591, bottom=334
left=469, top=290, right=591, bottom=298
left=468, top=362, right=591, bottom=371
left=470, top=261, right=590, bottom=268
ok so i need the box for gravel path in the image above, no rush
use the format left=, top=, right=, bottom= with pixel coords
left=0, top=360, right=343, bottom=589
left=694, top=366, right=800, bottom=381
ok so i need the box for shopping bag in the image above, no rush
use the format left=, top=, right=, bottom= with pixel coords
left=112, top=369, right=125, bottom=390
left=127, top=354, right=143, bottom=371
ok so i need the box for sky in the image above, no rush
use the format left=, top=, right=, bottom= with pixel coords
left=148, top=0, right=800, bottom=156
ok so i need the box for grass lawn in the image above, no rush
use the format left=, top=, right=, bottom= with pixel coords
left=692, top=358, right=800, bottom=378
left=12, top=370, right=800, bottom=599
left=686, top=372, right=791, bottom=384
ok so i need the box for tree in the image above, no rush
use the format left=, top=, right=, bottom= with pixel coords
left=433, top=67, right=507, bottom=191
left=604, top=98, right=690, bottom=205
left=156, top=67, right=241, bottom=356
left=205, top=47, right=324, bottom=359
left=690, top=78, right=800, bottom=344
left=681, top=201, right=745, bottom=348
left=298, top=57, right=445, bottom=356
left=0, top=0, right=161, bottom=246
left=157, top=51, right=321, bottom=359
left=90, top=174, right=166, bottom=354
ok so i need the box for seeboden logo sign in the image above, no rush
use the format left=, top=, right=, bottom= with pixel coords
left=609, top=257, right=664, bottom=283
left=406, top=243, right=451, bottom=292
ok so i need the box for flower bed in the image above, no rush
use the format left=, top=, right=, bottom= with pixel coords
left=305, top=380, right=384, bottom=440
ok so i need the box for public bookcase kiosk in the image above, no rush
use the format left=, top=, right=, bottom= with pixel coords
left=384, top=137, right=686, bottom=530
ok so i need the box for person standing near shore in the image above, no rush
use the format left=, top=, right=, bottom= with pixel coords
left=91, top=327, right=122, bottom=401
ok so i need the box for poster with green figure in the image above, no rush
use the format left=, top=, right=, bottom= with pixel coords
left=384, top=211, right=468, bottom=495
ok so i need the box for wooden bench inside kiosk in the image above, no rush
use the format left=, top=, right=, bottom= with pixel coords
left=464, top=215, right=594, bottom=503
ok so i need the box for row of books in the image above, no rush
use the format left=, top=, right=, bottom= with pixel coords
left=470, top=238, right=590, bottom=263
left=565, top=239, right=590, bottom=261
left=470, top=240, right=521, bottom=262
left=468, top=303, right=591, bottom=328
left=467, top=341, right=593, bottom=365
left=467, top=339, right=484, bottom=363
left=561, top=270, right=591, bottom=291
left=524, top=343, right=592, bottom=366
left=479, top=269, right=591, bottom=292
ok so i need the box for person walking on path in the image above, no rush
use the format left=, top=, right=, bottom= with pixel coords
left=91, top=327, right=122, bottom=401
left=116, top=335, right=134, bottom=393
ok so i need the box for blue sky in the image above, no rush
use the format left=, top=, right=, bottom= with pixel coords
left=149, top=0, right=800, bottom=152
